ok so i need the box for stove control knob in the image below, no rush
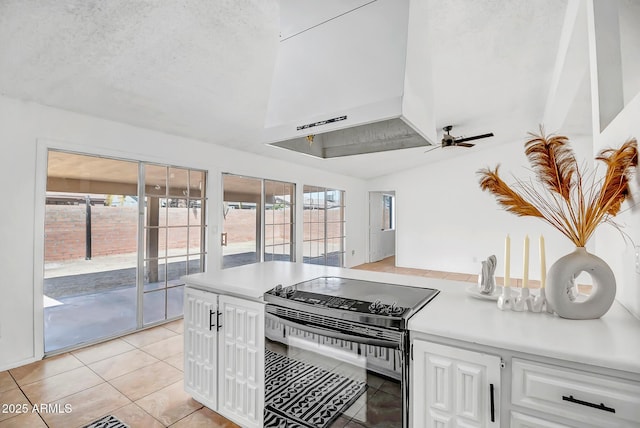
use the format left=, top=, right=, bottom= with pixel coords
left=385, top=302, right=404, bottom=316
left=273, top=284, right=283, bottom=296
left=284, top=286, right=295, bottom=297
left=368, top=299, right=384, bottom=313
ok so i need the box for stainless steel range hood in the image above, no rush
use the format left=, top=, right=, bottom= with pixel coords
left=264, top=0, right=436, bottom=158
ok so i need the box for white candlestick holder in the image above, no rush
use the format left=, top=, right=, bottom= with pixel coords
left=530, top=288, right=547, bottom=313
left=497, top=285, right=513, bottom=310
left=512, top=288, right=534, bottom=311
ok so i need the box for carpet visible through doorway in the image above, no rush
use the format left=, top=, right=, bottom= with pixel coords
left=264, top=349, right=367, bottom=428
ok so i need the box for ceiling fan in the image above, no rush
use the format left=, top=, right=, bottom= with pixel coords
left=425, top=125, right=494, bottom=153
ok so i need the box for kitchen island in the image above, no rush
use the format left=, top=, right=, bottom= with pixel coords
left=183, top=261, right=640, bottom=428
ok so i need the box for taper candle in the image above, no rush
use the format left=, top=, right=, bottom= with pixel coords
left=504, top=234, right=511, bottom=287
left=539, top=235, right=546, bottom=288
left=522, top=235, right=530, bottom=288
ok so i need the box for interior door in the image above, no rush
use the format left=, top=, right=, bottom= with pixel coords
left=369, top=191, right=395, bottom=263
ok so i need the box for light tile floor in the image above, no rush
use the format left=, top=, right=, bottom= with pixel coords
left=0, top=320, right=238, bottom=428
left=1, top=257, right=531, bottom=428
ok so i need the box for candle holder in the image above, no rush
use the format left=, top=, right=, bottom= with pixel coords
left=512, top=288, right=534, bottom=311
left=496, top=285, right=513, bottom=310
left=530, top=288, right=547, bottom=313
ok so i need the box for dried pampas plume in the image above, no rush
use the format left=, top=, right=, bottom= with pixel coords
left=478, top=127, right=638, bottom=247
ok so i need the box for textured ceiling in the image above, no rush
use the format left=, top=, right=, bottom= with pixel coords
left=0, top=0, right=603, bottom=178
left=0, top=0, right=279, bottom=148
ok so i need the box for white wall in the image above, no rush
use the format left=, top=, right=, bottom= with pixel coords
left=367, top=135, right=594, bottom=281
left=0, top=94, right=367, bottom=370
left=594, top=91, right=640, bottom=319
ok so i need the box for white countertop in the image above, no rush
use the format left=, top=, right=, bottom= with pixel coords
left=183, top=261, right=640, bottom=375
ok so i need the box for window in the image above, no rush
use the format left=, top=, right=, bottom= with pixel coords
left=383, top=194, right=395, bottom=231
left=303, top=185, right=346, bottom=267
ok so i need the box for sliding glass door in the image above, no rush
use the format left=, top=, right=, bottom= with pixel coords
left=264, top=180, right=295, bottom=262
left=222, top=174, right=261, bottom=268
left=44, top=150, right=206, bottom=353
left=303, top=185, right=345, bottom=267
left=44, top=152, right=139, bottom=352
left=222, top=174, right=295, bottom=268
left=142, top=165, right=206, bottom=325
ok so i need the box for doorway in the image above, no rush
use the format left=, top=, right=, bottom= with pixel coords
left=44, top=150, right=207, bottom=353
left=368, top=191, right=396, bottom=263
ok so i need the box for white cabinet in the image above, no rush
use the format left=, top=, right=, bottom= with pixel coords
left=184, top=287, right=264, bottom=428
left=511, top=359, right=640, bottom=428
left=184, top=287, right=218, bottom=409
left=510, top=411, right=574, bottom=428
left=218, top=295, right=265, bottom=428
left=412, top=340, right=501, bottom=428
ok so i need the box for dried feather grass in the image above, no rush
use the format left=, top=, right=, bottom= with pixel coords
left=478, top=128, right=638, bottom=247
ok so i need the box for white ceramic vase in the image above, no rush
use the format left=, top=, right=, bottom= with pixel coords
left=546, top=247, right=616, bottom=319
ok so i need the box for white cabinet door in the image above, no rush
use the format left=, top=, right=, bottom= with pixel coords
left=184, top=287, right=218, bottom=410
left=412, top=340, right=501, bottom=428
left=218, top=295, right=265, bottom=428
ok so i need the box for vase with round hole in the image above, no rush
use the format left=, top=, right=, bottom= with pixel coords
left=545, top=247, right=616, bottom=319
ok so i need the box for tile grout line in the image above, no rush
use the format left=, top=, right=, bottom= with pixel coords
left=71, top=339, right=137, bottom=366
left=4, top=322, right=188, bottom=427
left=128, top=329, right=200, bottom=428
left=5, top=370, right=51, bottom=428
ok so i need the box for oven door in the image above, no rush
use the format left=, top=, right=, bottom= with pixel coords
left=264, top=309, right=405, bottom=428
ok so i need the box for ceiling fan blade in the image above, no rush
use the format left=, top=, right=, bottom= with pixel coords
left=424, top=145, right=441, bottom=153
left=454, top=132, right=494, bottom=143
left=455, top=142, right=475, bottom=148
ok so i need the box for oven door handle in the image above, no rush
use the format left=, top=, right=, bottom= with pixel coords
left=271, top=313, right=400, bottom=349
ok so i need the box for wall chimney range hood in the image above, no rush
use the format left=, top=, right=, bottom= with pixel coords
left=264, top=0, right=436, bottom=158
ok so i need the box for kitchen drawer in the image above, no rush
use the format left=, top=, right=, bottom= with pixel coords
left=512, top=359, right=640, bottom=427
left=510, top=411, right=576, bottom=428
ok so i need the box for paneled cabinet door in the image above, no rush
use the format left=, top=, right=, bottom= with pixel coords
left=412, top=340, right=501, bottom=428
left=184, top=287, right=219, bottom=410
left=218, top=295, right=265, bottom=428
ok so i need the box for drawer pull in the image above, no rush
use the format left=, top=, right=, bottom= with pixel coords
left=562, top=395, right=616, bottom=414
left=490, top=383, right=495, bottom=422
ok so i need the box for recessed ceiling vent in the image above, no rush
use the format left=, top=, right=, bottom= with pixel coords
left=264, top=0, right=436, bottom=158
left=271, top=118, right=428, bottom=159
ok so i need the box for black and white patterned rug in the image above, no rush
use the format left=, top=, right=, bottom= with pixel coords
left=264, top=349, right=367, bottom=428
left=82, top=415, right=129, bottom=428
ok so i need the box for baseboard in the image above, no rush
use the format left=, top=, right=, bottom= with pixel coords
left=0, top=355, right=39, bottom=372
